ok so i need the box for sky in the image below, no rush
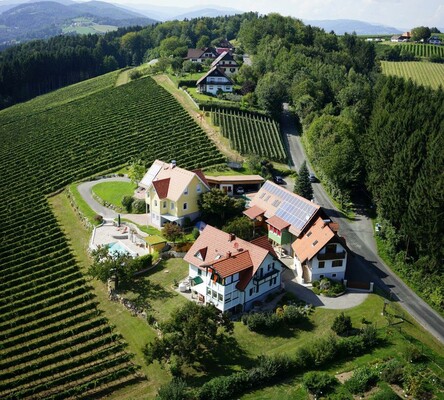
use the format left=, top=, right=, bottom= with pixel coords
left=112, top=0, right=444, bottom=30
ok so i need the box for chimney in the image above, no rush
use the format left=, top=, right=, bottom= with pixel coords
left=229, top=233, right=235, bottom=242
left=171, top=160, right=176, bottom=168
left=226, top=251, right=232, bottom=258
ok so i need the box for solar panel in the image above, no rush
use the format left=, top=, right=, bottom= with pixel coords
left=140, top=163, right=162, bottom=188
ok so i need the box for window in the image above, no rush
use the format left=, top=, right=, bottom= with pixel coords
left=332, top=260, right=343, bottom=268
left=218, top=293, right=223, bottom=302
left=249, top=288, right=254, bottom=296
left=183, top=203, right=188, bottom=210
left=312, top=240, right=318, bottom=246
left=332, top=274, right=337, bottom=278
left=225, top=276, right=232, bottom=285
left=170, top=202, right=175, bottom=210
left=209, top=86, right=214, bottom=90
left=206, top=287, right=211, bottom=296
left=326, top=244, right=337, bottom=253
left=212, top=290, right=217, bottom=298
left=154, top=200, right=158, bottom=207
left=198, top=269, right=202, bottom=276
left=183, top=187, right=188, bottom=195
left=320, top=274, right=324, bottom=279
left=318, top=261, right=325, bottom=269
left=196, top=183, right=201, bottom=193
left=225, top=295, right=231, bottom=304
left=163, top=201, right=167, bottom=208
left=307, top=231, right=312, bottom=237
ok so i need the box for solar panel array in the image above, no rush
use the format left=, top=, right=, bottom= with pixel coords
left=140, top=162, right=162, bottom=188
left=261, top=181, right=318, bottom=232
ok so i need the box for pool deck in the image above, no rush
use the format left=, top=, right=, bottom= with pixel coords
left=91, top=220, right=149, bottom=257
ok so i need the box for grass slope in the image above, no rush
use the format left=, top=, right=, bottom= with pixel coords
left=92, top=181, right=136, bottom=209
left=381, top=61, right=444, bottom=90
left=0, top=72, right=224, bottom=398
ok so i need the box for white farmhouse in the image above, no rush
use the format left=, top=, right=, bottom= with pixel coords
left=184, top=225, right=283, bottom=313
left=196, top=66, right=233, bottom=95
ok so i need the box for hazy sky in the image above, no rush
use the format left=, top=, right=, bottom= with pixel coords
left=115, top=0, right=444, bottom=29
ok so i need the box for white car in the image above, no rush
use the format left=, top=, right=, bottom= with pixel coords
left=235, top=186, right=245, bottom=195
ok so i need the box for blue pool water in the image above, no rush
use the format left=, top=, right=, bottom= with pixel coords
left=108, top=241, right=135, bottom=257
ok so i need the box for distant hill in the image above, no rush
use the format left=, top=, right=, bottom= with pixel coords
left=304, top=19, right=402, bottom=35
left=0, top=0, right=156, bottom=47
left=121, top=4, right=243, bottom=21
left=172, top=7, right=242, bottom=20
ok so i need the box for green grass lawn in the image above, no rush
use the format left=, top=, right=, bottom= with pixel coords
left=92, top=181, right=136, bottom=208
left=49, top=189, right=444, bottom=399
left=68, top=183, right=101, bottom=226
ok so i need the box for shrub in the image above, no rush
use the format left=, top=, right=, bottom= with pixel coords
left=337, top=335, right=366, bottom=356
left=132, top=198, right=146, bottom=214
left=331, top=312, right=352, bottom=335
left=192, top=227, right=200, bottom=240
left=282, top=305, right=308, bottom=326
left=380, top=359, right=404, bottom=384
left=156, top=378, right=188, bottom=400
left=302, top=371, right=338, bottom=395
left=312, top=280, right=320, bottom=288
left=402, top=343, right=423, bottom=363
left=122, top=195, right=134, bottom=212
left=345, top=365, right=379, bottom=394
left=370, top=387, right=400, bottom=400
left=94, top=214, right=103, bottom=224
left=241, top=312, right=282, bottom=332
left=307, top=335, right=338, bottom=367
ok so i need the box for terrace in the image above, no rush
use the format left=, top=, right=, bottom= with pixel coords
left=90, top=220, right=149, bottom=257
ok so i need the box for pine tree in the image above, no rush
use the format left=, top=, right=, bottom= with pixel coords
left=294, top=161, right=313, bottom=200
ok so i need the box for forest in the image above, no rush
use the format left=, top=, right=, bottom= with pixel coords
left=0, top=12, right=442, bottom=309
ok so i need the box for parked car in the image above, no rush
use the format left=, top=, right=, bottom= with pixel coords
left=309, top=173, right=317, bottom=183
left=235, top=186, right=245, bottom=195
left=273, top=175, right=285, bottom=185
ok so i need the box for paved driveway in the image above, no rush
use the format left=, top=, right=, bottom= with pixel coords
left=281, top=106, right=444, bottom=343
left=282, top=268, right=368, bottom=309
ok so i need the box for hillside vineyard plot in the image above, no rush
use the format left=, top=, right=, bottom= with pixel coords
left=380, top=61, right=444, bottom=90
left=0, top=75, right=225, bottom=399
left=212, top=109, right=287, bottom=162
left=400, top=43, right=444, bottom=58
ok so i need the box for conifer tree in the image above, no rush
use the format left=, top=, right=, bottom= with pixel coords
left=294, top=161, right=313, bottom=200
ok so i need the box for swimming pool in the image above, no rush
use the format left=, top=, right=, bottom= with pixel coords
left=108, top=241, right=136, bottom=257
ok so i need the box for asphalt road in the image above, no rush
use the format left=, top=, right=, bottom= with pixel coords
left=281, top=105, right=444, bottom=344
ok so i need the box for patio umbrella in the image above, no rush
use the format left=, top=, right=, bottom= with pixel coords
left=118, top=214, right=121, bottom=227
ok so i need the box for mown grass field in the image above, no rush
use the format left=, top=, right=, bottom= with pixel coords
left=380, top=61, right=444, bottom=89
left=92, top=181, right=136, bottom=209
left=0, top=71, right=225, bottom=399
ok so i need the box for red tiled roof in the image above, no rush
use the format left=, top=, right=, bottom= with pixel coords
left=211, top=250, right=253, bottom=278
left=243, top=205, right=265, bottom=219
left=192, top=169, right=209, bottom=187
left=292, top=217, right=336, bottom=263
left=184, top=225, right=273, bottom=288
left=266, top=215, right=290, bottom=231
left=152, top=178, right=170, bottom=199
left=250, top=236, right=278, bottom=258
left=237, top=268, right=253, bottom=291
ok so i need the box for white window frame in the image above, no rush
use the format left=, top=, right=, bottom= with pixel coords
left=170, top=202, right=175, bottom=210
left=183, top=202, right=188, bottom=210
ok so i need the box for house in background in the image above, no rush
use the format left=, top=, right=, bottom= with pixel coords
left=139, top=159, right=210, bottom=228
left=292, top=217, right=347, bottom=284
left=196, top=66, right=234, bottom=95
left=205, top=174, right=264, bottom=196
left=244, top=181, right=348, bottom=284
left=211, top=51, right=239, bottom=76
left=214, top=38, right=235, bottom=54
left=184, top=47, right=218, bottom=63
left=184, top=225, right=283, bottom=313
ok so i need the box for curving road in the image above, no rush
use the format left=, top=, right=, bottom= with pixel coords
left=281, top=105, right=444, bottom=344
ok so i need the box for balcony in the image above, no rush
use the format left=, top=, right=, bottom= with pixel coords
left=253, top=269, right=279, bottom=284
left=317, top=251, right=346, bottom=261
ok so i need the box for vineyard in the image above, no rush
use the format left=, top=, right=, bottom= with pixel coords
left=0, top=74, right=225, bottom=398
left=380, top=61, right=444, bottom=90
left=399, top=43, right=444, bottom=58
left=211, top=109, right=287, bottom=162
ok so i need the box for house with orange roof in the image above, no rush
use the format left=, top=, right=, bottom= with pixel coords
left=139, top=160, right=210, bottom=228
left=292, top=217, right=347, bottom=284
left=184, top=225, right=283, bottom=313
left=244, top=181, right=348, bottom=283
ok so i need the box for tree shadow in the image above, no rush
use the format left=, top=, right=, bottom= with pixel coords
left=250, top=318, right=316, bottom=338
left=185, top=335, right=252, bottom=388
left=119, top=276, right=174, bottom=310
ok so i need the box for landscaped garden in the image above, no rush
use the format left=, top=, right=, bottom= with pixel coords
left=92, top=181, right=136, bottom=209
